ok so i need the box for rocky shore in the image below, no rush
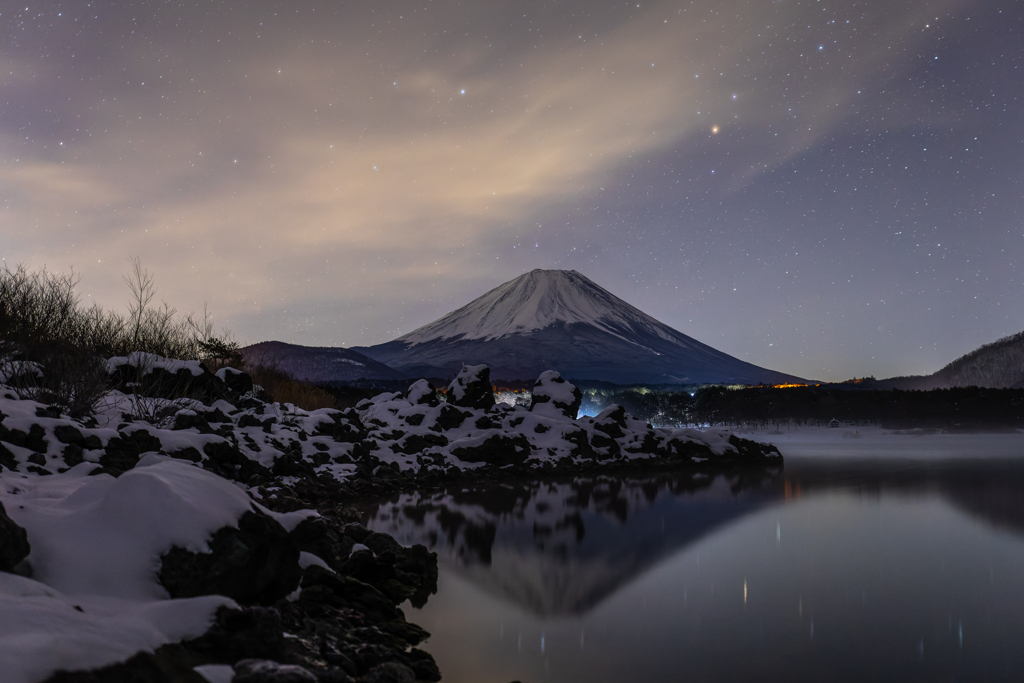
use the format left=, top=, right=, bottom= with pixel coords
left=0, top=354, right=781, bottom=682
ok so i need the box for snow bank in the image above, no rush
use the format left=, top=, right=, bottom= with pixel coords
left=4, top=458, right=255, bottom=599
left=0, top=458, right=254, bottom=681
left=0, top=572, right=228, bottom=683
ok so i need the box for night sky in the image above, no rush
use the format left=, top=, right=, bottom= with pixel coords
left=2, top=0, right=1022, bottom=382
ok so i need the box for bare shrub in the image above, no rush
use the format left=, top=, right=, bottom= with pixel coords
left=0, top=261, right=236, bottom=418
left=119, top=257, right=206, bottom=360
left=21, top=347, right=110, bottom=419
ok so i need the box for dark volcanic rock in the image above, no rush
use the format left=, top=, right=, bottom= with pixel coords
left=659, top=436, right=711, bottom=460
left=172, top=411, right=214, bottom=433
left=312, top=413, right=365, bottom=444
left=430, top=404, right=469, bottom=432
left=232, top=659, right=318, bottom=683
left=0, top=442, right=17, bottom=472
left=238, top=414, right=264, bottom=429
left=451, top=433, right=532, bottom=466
left=53, top=424, right=85, bottom=445
left=727, top=434, right=783, bottom=462
left=202, top=440, right=271, bottom=482
left=593, top=404, right=627, bottom=439
left=216, top=367, right=255, bottom=396
left=340, top=547, right=429, bottom=605
left=24, top=423, right=49, bottom=453
left=363, top=662, right=416, bottom=683
left=299, top=564, right=402, bottom=623
left=446, top=364, right=495, bottom=410
left=160, top=510, right=302, bottom=605
left=288, top=516, right=353, bottom=573
left=394, top=432, right=448, bottom=455
left=562, top=425, right=595, bottom=459
left=100, top=429, right=163, bottom=475
left=62, top=443, right=85, bottom=467
left=186, top=606, right=286, bottom=662
left=107, top=358, right=224, bottom=402
left=0, top=500, right=30, bottom=572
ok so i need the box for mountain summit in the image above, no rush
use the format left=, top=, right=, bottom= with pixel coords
left=356, top=269, right=804, bottom=385
left=399, top=269, right=681, bottom=345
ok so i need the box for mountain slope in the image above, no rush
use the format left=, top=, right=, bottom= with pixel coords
left=355, top=269, right=805, bottom=385
left=878, top=330, right=1024, bottom=390
left=933, top=330, right=1024, bottom=388
left=240, top=340, right=404, bottom=383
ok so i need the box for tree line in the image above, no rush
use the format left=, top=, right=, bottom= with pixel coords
left=579, top=384, right=1024, bottom=429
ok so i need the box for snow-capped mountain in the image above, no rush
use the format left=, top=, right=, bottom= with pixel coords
left=240, top=340, right=404, bottom=383
left=355, top=269, right=805, bottom=385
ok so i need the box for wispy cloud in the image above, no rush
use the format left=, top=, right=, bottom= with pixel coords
left=0, top=0, right=974, bottom=358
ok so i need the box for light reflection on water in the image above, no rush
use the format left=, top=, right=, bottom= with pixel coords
left=364, top=458, right=1024, bottom=682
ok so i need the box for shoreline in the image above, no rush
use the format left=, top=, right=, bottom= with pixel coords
left=2, top=361, right=783, bottom=683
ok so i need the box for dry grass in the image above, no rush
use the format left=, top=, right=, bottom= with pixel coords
left=245, top=363, right=338, bottom=411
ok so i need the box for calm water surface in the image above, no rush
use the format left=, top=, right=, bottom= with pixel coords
left=365, top=443, right=1024, bottom=682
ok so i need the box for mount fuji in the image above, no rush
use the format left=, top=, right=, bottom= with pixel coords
left=354, top=269, right=805, bottom=385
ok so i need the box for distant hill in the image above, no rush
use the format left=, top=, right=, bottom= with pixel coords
left=352, top=269, right=806, bottom=385
left=873, top=330, right=1024, bottom=390
left=240, top=340, right=405, bottom=383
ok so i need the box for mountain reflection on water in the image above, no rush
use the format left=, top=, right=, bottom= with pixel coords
left=363, top=460, right=1024, bottom=619
left=364, top=458, right=1024, bottom=682
left=363, top=466, right=783, bottom=616
left=366, top=460, right=1024, bottom=622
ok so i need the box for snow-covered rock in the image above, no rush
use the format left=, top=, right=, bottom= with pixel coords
left=0, top=354, right=455, bottom=681
left=0, top=459, right=270, bottom=682
left=406, top=378, right=439, bottom=406
left=446, top=364, right=495, bottom=410
left=529, top=370, right=582, bottom=420
left=3, top=357, right=779, bottom=489
left=215, top=366, right=254, bottom=395
left=106, top=352, right=206, bottom=378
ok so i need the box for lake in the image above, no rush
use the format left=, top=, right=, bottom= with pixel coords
left=364, top=428, right=1024, bottom=682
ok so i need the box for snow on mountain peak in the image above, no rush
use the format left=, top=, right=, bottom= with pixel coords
left=398, top=269, right=677, bottom=345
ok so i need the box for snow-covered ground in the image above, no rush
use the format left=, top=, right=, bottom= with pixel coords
left=0, top=456, right=314, bottom=683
